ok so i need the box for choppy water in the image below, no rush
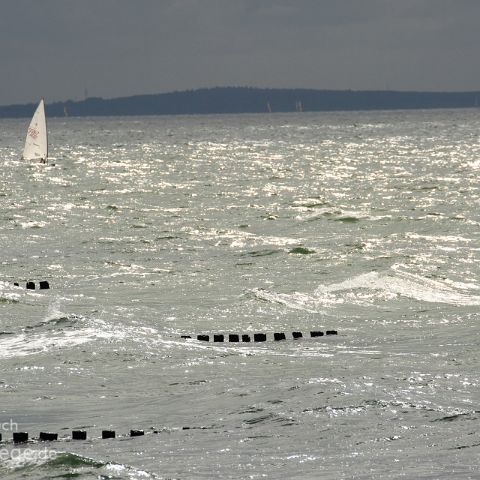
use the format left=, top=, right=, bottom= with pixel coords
left=1, top=109, right=480, bottom=479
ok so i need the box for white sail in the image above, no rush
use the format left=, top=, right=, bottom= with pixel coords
left=22, top=99, right=48, bottom=162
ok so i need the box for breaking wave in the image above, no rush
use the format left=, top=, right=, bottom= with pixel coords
left=0, top=450, right=156, bottom=479
left=251, top=267, right=480, bottom=312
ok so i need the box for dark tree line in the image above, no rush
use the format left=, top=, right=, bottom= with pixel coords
left=1, top=87, right=479, bottom=118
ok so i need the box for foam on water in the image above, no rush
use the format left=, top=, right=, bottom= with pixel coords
left=0, top=326, right=117, bottom=359
left=0, top=450, right=156, bottom=480
left=250, top=266, right=480, bottom=315
left=316, top=268, right=480, bottom=306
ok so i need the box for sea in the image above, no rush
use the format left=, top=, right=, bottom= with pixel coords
left=0, top=108, right=479, bottom=479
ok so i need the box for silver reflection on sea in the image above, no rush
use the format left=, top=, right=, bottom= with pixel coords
left=0, top=109, right=479, bottom=478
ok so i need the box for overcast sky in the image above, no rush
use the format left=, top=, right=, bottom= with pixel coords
left=1, top=0, right=479, bottom=105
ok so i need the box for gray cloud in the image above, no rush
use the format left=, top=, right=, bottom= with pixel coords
left=1, top=0, right=479, bottom=104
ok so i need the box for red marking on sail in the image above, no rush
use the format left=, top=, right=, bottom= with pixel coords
left=28, top=127, right=39, bottom=140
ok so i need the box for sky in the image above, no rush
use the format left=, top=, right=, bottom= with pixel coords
left=1, top=0, right=480, bottom=105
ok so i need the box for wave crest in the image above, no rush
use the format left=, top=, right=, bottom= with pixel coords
left=251, top=268, right=480, bottom=312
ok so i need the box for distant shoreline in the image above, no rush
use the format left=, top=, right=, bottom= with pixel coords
left=1, top=87, right=479, bottom=118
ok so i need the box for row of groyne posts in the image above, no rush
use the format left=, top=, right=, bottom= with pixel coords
left=13, top=281, right=50, bottom=290
left=1, top=426, right=228, bottom=444
left=181, top=330, right=337, bottom=342
left=2, top=429, right=155, bottom=444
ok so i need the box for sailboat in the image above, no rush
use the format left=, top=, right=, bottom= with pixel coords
left=22, top=98, right=48, bottom=163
